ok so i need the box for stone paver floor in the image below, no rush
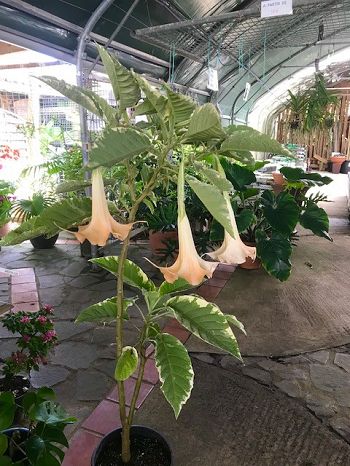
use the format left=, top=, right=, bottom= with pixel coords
left=0, top=239, right=161, bottom=435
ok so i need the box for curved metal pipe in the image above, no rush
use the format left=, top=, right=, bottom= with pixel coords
left=76, top=0, right=115, bottom=166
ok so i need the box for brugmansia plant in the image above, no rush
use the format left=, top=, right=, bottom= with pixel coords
left=0, top=46, right=289, bottom=463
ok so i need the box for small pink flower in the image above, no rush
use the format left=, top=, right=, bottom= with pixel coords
left=22, top=335, right=31, bottom=343
left=20, top=316, right=30, bottom=324
left=37, top=316, right=47, bottom=324
left=42, top=304, right=54, bottom=313
left=42, top=330, right=56, bottom=342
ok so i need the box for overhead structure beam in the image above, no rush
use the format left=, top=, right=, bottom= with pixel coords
left=0, top=0, right=169, bottom=68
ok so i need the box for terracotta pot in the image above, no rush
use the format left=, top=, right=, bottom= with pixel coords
left=149, top=230, right=178, bottom=256
left=0, top=222, right=11, bottom=237
left=272, top=172, right=285, bottom=186
left=330, top=156, right=347, bottom=174
left=239, top=242, right=261, bottom=270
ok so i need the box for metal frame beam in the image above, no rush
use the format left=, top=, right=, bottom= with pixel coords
left=1, top=0, right=169, bottom=68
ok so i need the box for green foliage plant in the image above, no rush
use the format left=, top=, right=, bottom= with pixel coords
left=0, top=46, right=291, bottom=463
left=0, top=387, right=75, bottom=465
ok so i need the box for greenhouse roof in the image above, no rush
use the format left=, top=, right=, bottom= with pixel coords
left=0, top=0, right=349, bottom=122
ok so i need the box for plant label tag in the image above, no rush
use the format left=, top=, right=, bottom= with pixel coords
left=243, top=82, right=251, bottom=101
left=207, top=67, right=219, bottom=91
left=261, top=0, right=293, bottom=18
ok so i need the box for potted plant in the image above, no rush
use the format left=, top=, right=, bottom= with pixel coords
left=0, top=305, right=57, bottom=398
left=145, top=201, right=178, bottom=256
left=0, top=181, right=16, bottom=238
left=0, top=47, right=292, bottom=463
left=0, top=386, right=75, bottom=465
left=11, top=193, right=58, bottom=248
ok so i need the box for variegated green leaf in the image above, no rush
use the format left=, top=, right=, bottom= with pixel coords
left=164, top=85, right=196, bottom=125
left=90, top=256, right=156, bottom=291
left=75, top=297, right=135, bottom=323
left=155, top=333, right=193, bottom=418
left=166, top=295, right=241, bottom=358
left=186, top=176, right=235, bottom=238
left=159, top=278, right=193, bottom=296
left=37, top=76, right=115, bottom=123
left=195, top=163, right=233, bottom=192
left=88, top=127, right=152, bottom=169
left=97, top=45, right=140, bottom=110
left=134, top=99, right=157, bottom=116
left=132, top=73, right=168, bottom=115
left=221, top=128, right=290, bottom=155
left=225, top=314, right=246, bottom=335
left=115, top=346, right=138, bottom=381
left=184, top=103, right=225, bottom=142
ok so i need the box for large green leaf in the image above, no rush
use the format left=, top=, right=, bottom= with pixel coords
left=0, top=456, right=11, bottom=466
left=29, top=401, right=76, bottom=425
left=115, top=346, right=139, bottom=381
left=133, top=99, right=157, bottom=116
left=133, top=74, right=168, bottom=115
left=88, top=127, right=152, bottom=169
left=256, top=230, right=292, bottom=281
left=225, top=315, right=246, bottom=335
left=184, top=104, right=225, bottom=142
left=236, top=209, right=256, bottom=233
left=155, top=333, right=193, bottom=418
left=261, top=191, right=300, bottom=236
left=221, top=127, right=290, bottom=155
left=91, top=256, right=156, bottom=291
left=164, top=85, right=196, bottom=126
left=186, top=176, right=235, bottom=238
left=220, top=158, right=256, bottom=191
left=0, top=433, right=8, bottom=456
left=0, top=197, right=93, bottom=246
left=159, top=278, right=193, bottom=296
left=300, top=202, right=332, bottom=241
left=280, top=167, right=333, bottom=186
left=75, top=297, right=134, bottom=323
left=195, top=163, right=233, bottom=192
left=0, top=391, right=16, bottom=430
left=97, top=45, right=140, bottom=110
left=55, top=179, right=91, bottom=194
left=38, top=76, right=115, bottom=123
left=166, top=295, right=241, bottom=358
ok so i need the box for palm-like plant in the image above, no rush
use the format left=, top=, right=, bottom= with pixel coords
left=11, top=193, right=55, bottom=223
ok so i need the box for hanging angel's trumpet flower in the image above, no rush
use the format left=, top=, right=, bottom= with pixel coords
left=207, top=193, right=256, bottom=265
left=75, top=168, right=134, bottom=246
left=149, top=159, right=218, bottom=286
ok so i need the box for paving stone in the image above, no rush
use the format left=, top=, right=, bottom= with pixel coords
left=219, top=355, right=243, bottom=370
left=91, top=326, right=116, bottom=346
left=334, top=353, right=350, bottom=373
left=93, top=358, right=116, bottom=379
left=282, top=355, right=311, bottom=365
left=55, top=321, right=93, bottom=341
left=39, top=288, right=64, bottom=307
left=76, top=370, right=112, bottom=401
left=257, top=359, right=284, bottom=371
left=87, top=280, right=117, bottom=292
left=0, top=324, right=18, bottom=339
left=190, top=353, right=215, bottom=365
left=329, top=417, right=350, bottom=442
left=60, top=262, right=87, bottom=277
left=30, top=365, right=70, bottom=388
left=68, top=275, right=103, bottom=289
left=308, top=350, right=330, bottom=364
left=274, top=366, right=309, bottom=381
left=335, top=392, right=350, bottom=407
left=39, top=275, right=66, bottom=288
left=52, top=342, right=99, bottom=369
left=62, top=287, right=99, bottom=304
left=310, top=364, right=350, bottom=392
left=0, top=339, right=17, bottom=358
left=274, top=379, right=302, bottom=398
left=242, top=367, right=272, bottom=385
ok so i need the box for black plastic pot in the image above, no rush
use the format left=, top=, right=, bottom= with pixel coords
left=91, top=426, right=172, bottom=466
left=3, top=427, right=29, bottom=462
left=30, top=234, right=59, bottom=249
left=340, top=160, right=350, bottom=174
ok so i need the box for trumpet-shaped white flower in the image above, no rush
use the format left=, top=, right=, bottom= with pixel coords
left=156, top=214, right=218, bottom=286
left=75, top=168, right=133, bottom=246
left=207, top=195, right=256, bottom=265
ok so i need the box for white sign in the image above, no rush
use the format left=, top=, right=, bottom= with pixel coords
left=207, top=67, right=219, bottom=92
left=243, top=82, right=251, bottom=101
left=261, top=0, right=293, bottom=18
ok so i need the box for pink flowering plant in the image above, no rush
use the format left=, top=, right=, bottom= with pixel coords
left=0, top=305, right=57, bottom=379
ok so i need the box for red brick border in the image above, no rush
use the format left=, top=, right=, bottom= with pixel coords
left=62, top=263, right=235, bottom=465
left=10, top=268, right=40, bottom=313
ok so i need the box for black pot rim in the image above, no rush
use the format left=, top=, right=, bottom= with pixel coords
left=91, top=425, right=172, bottom=466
